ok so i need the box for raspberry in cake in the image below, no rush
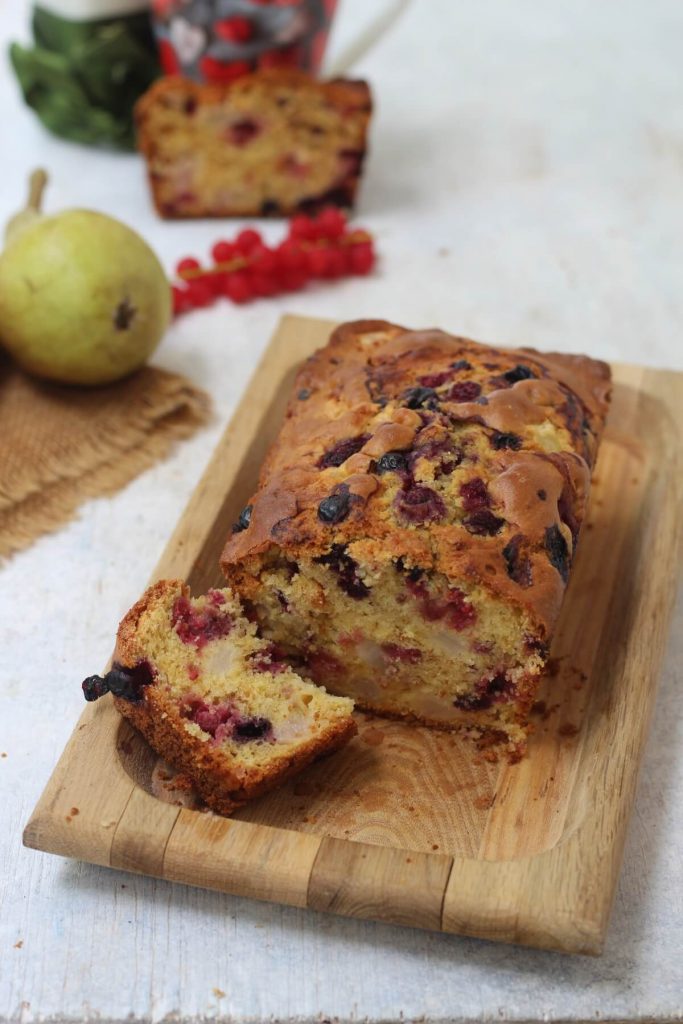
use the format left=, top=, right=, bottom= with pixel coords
left=221, top=320, right=611, bottom=758
left=135, top=71, right=372, bottom=218
left=82, top=579, right=356, bottom=814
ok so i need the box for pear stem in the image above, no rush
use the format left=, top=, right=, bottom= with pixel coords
left=27, top=169, right=48, bottom=213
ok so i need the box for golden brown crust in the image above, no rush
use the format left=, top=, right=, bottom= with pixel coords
left=135, top=71, right=372, bottom=218
left=135, top=70, right=371, bottom=123
left=115, top=578, right=187, bottom=656
left=114, top=692, right=356, bottom=816
left=221, top=320, right=611, bottom=640
left=113, top=578, right=357, bottom=815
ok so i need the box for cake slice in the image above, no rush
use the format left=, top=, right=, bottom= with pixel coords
left=135, top=70, right=372, bottom=218
left=81, top=579, right=356, bottom=814
left=221, top=321, right=611, bottom=758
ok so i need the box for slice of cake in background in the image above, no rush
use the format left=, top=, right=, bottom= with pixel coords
left=82, top=579, right=356, bottom=814
left=135, top=70, right=372, bottom=218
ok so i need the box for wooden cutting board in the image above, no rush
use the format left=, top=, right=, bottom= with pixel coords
left=24, top=315, right=683, bottom=955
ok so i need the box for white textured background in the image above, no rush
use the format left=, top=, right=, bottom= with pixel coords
left=1, top=0, right=682, bottom=1020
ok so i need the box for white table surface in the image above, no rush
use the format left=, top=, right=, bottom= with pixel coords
left=1, top=0, right=682, bottom=1020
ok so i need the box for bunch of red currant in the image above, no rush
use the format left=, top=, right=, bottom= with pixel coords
left=171, top=208, right=376, bottom=316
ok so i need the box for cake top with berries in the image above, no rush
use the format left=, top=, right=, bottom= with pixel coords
left=221, top=320, right=611, bottom=638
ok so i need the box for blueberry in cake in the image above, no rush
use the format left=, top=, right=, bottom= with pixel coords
left=135, top=70, right=372, bottom=218
left=82, top=579, right=356, bottom=814
left=221, top=320, right=611, bottom=757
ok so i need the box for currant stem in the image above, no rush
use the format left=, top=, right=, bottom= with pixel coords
left=176, top=232, right=373, bottom=281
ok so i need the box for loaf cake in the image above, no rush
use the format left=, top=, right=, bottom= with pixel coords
left=81, top=579, right=356, bottom=814
left=221, top=320, right=611, bottom=756
left=135, top=70, right=371, bottom=218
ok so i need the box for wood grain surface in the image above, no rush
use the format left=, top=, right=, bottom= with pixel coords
left=23, top=315, right=683, bottom=955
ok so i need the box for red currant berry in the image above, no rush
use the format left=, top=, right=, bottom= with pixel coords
left=307, top=247, right=332, bottom=277
left=251, top=273, right=279, bottom=297
left=211, top=240, right=236, bottom=264
left=325, top=248, right=346, bottom=278
left=336, top=244, right=354, bottom=275
left=235, top=228, right=263, bottom=254
left=214, top=16, right=253, bottom=43
left=280, top=270, right=308, bottom=292
left=251, top=245, right=278, bottom=275
left=276, top=241, right=306, bottom=273
left=187, top=279, right=215, bottom=307
left=224, top=271, right=253, bottom=304
left=350, top=242, right=375, bottom=275
left=317, top=207, right=346, bottom=239
left=171, top=285, right=193, bottom=316
left=288, top=214, right=316, bottom=241
left=209, top=271, right=228, bottom=296
left=176, top=256, right=201, bottom=277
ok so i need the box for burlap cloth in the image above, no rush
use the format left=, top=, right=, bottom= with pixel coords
left=0, top=356, right=211, bottom=561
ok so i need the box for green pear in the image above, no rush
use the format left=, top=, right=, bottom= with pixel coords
left=0, top=170, right=171, bottom=386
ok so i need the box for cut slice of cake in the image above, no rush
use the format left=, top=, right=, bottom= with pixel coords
left=81, top=579, right=356, bottom=815
left=135, top=70, right=372, bottom=218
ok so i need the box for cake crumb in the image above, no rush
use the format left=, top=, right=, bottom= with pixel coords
left=14, top=940, right=23, bottom=949
left=362, top=727, right=385, bottom=746
left=213, top=989, right=225, bottom=999
left=1, top=752, right=7, bottom=758
left=293, top=778, right=319, bottom=796
left=558, top=722, right=580, bottom=738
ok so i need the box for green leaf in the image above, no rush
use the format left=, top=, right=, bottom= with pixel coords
left=9, top=7, right=160, bottom=150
